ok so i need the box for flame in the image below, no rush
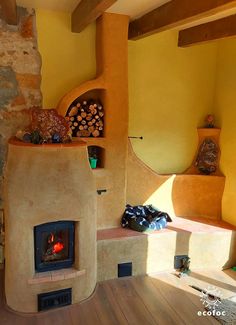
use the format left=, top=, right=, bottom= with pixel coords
left=52, top=241, right=64, bottom=254
left=48, top=233, right=54, bottom=244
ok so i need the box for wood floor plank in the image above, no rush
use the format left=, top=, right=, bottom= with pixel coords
left=154, top=273, right=218, bottom=325
left=108, top=277, right=157, bottom=325
left=35, top=307, right=72, bottom=325
left=69, top=304, right=91, bottom=325
left=189, top=269, right=236, bottom=295
left=77, top=298, right=101, bottom=325
left=130, top=276, right=184, bottom=325
left=93, top=282, right=128, bottom=325
left=150, top=275, right=216, bottom=325
left=0, top=269, right=235, bottom=324
left=0, top=312, right=25, bottom=325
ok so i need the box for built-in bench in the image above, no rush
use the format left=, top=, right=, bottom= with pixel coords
left=97, top=216, right=236, bottom=281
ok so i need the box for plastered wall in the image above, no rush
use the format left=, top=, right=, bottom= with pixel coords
left=35, top=10, right=236, bottom=226
left=36, top=12, right=219, bottom=175
left=214, top=38, right=236, bottom=226
left=36, top=9, right=96, bottom=108
left=128, top=30, right=236, bottom=225
left=128, top=30, right=218, bottom=174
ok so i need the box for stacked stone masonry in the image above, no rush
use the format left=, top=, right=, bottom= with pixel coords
left=0, top=7, right=42, bottom=208
left=0, top=210, right=4, bottom=265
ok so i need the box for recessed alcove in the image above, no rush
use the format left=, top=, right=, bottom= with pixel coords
left=185, top=128, right=223, bottom=176
left=66, top=89, right=106, bottom=139
left=88, top=145, right=105, bottom=168
left=34, top=220, right=75, bottom=273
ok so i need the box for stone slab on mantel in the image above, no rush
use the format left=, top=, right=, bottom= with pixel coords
left=28, top=268, right=86, bottom=285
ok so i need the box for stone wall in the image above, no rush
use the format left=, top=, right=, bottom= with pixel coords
left=0, top=7, right=42, bottom=262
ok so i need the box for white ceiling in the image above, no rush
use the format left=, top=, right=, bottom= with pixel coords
left=15, top=0, right=236, bottom=28
left=107, top=0, right=170, bottom=19
left=16, top=0, right=171, bottom=18
left=16, top=0, right=80, bottom=12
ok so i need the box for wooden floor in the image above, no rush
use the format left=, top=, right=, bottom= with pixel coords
left=1, top=269, right=236, bottom=324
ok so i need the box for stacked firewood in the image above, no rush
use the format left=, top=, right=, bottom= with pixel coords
left=66, top=99, right=104, bottom=137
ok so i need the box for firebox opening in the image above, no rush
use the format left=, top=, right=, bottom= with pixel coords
left=34, top=221, right=75, bottom=272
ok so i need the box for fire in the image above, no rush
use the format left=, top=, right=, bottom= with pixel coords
left=52, top=241, right=64, bottom=254
left=48, top=233, right=54, bottom=244
left=47, top=232, right=64, bottom=254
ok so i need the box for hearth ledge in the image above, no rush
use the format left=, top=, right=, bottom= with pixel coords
left=28, top=268, right=86, bottom=284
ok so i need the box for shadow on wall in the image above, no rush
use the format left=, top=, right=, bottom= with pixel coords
left=223, top=232, right=236, bottom=271
left=126, top=139, right=175, bottom=215
left=127, top=139, right=224, bottom=220
left=167, top=225, right=191, bottom=263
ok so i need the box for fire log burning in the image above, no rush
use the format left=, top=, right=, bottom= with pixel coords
left=43, top=232, right=65, bottom=262
left=66, top=99, right=104, bottom=137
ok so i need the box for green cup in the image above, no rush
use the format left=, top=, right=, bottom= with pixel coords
left=89, top=157, right=98, bottom=169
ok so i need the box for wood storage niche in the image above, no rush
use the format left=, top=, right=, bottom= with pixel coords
left=65, top=89, right=105, bottom=139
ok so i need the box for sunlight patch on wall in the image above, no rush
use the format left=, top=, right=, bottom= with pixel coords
left=144, top=174, right=176, bottom=218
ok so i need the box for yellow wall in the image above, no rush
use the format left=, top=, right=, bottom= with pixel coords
left=214, top=38, right=236, bottom=226
left=34, top=11, right=236, bottom=224
left=36, top=11, right=218, bottom=174
left=128, top=30, right=236, bottom=225
left=128, top=30, right=218, bottom=174
left=36, top=9, right=96, bottom=108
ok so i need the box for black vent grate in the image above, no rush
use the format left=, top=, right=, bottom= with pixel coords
left=38, top=288, right=72, bottom=311
left=118, top=262, right=132, bottom=277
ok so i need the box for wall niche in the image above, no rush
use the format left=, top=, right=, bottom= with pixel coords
left=88, top=145, right=105, bottom=169
left=65, top=89, right=105, bottom=139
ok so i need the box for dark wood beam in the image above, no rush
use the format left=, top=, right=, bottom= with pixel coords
left=0, top=0, right=17, bottom=25
left=129, top=0, right=236, bottom=40
left=72, top=0, right=117, bottom=33
left=178, top=14, right=236, bottom=46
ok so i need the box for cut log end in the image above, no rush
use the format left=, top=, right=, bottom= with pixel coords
left=66, top=99, right=104, bottom=138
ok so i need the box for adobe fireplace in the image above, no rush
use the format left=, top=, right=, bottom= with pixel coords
left=4, top=139, right=97, bottom=312
left=4, top=12, right=129, bottom=313
left=34, top=221, right=75, bottom=272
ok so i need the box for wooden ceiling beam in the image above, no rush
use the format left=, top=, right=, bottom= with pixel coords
left=0, top=0, right=17, bottom=25
left=178, top=14, right=236, bottom=46
left=129, top=0, right=236, bottom=40
left=72, top=0, right=117, bottom=33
